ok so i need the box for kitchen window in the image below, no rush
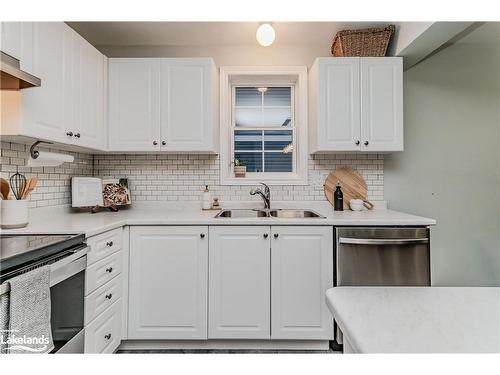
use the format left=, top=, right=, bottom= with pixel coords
left=220, top=66, right=308, bottom=185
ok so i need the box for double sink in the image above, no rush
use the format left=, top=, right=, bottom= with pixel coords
left=215, top=209, right=325, bottom=219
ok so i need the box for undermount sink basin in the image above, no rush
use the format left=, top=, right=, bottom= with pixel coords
left=214, top=209, right=325, bottom=219
left=268, top=209, right=325, bottom=218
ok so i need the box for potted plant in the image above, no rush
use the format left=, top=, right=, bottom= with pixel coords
left=234, top=159, right=246, bottom=178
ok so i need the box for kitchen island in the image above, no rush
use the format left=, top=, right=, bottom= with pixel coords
left=326, top=287, right=500, bottom=353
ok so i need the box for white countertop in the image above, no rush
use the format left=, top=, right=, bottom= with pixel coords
left=1, top=201, right=436, bottom=237
left=326, top=287, right=500, bottom=353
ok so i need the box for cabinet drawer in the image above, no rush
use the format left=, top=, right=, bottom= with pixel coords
left=85, top=274, right=123, bottom=325
left=86, top=228, right=123, bottom=266
left=85, top=252, right=122, bottom=295
left=84, top=299, right=122, bottom=353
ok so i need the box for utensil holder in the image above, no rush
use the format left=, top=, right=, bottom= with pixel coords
left=0, top=199, right=29, bottom=229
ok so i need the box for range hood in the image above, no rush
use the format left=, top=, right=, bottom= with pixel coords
left=1, top=51, right=41, bottom=90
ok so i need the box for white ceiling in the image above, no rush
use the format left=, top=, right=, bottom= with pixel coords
left=67, top=22, right=394, bottom=47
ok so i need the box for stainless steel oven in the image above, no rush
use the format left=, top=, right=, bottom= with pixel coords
left=0, top=234, right=87, bottom=353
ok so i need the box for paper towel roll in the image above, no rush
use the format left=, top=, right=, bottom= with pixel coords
left=27, top=151, right=74, bottom=167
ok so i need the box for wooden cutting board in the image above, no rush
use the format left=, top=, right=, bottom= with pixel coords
left=324, top=167, right=369, bottom=210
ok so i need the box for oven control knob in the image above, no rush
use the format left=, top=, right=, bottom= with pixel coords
left=106, top=241, right=114, bottom=247
left=105, top=267, right=113, bottom=273
left=105, top=293, right=113, bottom=300
left=104, top=334, right=112, bottom=340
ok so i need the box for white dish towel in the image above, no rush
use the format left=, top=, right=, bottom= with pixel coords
left=1, top=265, right=54, bottom=354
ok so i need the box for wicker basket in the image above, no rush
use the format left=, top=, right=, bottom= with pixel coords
left=331, top=25, right=395, bottom=57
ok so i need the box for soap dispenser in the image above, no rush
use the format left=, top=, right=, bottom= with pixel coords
left=334, top=182, right=343, bottom=211
left=202, top=185, right=212, bottom=210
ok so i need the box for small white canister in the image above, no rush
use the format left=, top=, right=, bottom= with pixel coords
left=0, top=200, right=29, bottom=229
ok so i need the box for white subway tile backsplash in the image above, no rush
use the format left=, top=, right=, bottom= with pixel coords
left=1, top=142, right=384, bottom=207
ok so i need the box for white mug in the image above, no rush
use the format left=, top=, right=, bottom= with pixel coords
left=0, top=199, right=29, bottom=229
left=349, top=199, right=365, bottom=211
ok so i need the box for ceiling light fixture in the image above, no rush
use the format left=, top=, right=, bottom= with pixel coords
left=256, top=23, right=275, bottom=47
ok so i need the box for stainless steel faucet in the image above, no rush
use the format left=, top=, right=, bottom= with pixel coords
left=250, top=183, right=271, bottom=210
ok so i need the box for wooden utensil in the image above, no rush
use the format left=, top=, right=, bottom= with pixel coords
left=21, top=177, right=38, bottom=200
left=0, top=178, right=10, bottom=200
left=324, top=167, right=373, bottom=210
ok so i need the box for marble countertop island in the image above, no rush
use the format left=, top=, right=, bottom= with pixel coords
left=326, top=287, right=500, bottom=353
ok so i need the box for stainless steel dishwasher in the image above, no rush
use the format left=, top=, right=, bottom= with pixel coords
left=336, top=227, right=430, bottom=287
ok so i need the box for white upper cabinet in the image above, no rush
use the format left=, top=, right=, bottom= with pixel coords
left=360, top=57, right=403, bottom=151
left=309, top=57, right=361, bottom=152
left=160, top=59, right=218, bottom=151
left=128, top=226, right=208, bottom=340
left=1, top=22, right=23, bottom=61
left=208, top=226, right=271, bottom=339
left=108, top=59, right=161, bottom=151
left=1, top=22, right=107, bottom=150
left=20, top=22, right=68, bottom=143
left=309, top=57, right=403, bottom=152
left=270, top=226, right=334, bottom=340
left=108, top=57, right=218, bottom=152
left=72, top=31, right=106, bottom=149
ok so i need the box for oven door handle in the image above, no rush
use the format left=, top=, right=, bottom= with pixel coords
left=50, top=247, right=88, bottom=287
left=338, top=237, right=429, bottom=246
left=0, top=246, right=88, bottom=295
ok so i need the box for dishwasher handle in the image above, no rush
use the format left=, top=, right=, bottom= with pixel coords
left=338, top=237, right=429, bottom=246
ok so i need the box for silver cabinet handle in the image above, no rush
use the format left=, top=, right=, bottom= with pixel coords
left=153, top=140, right=158, bottom=146
left=263, top=233, right=268, bottom=239
left=74, top=133, right=81, bottom=138
left=364, top=141, right=369, bottom=146
left=105, top=267, right=113, bottom=273
left=162, top=140, right=166, bottom=146
left=104, top=334, right=111, bottom=340
left=106, top=241, right=113, bottom=247
left=66, top=131, right=73, bottom=137
left=339, top=237, right=429, bottom=245
left=355, top=140, right=360, bottom=145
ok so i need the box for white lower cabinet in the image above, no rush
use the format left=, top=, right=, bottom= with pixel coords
left=271, top=226, right=334, bottom=340
left=126, top=225, right=334, bottom=342
left=84, top=299, right=122, bottom=353
left=128, top=226, right=208, bottom=339
left=208, top=226, right=271, bottom=339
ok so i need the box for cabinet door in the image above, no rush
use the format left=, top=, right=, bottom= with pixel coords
left=318, top=58, right=361, bottom=151
left=1, top=22, right=22, bottom=60
left=128, top=226, right=208, bottom=339
left=360, top=57, right=403, bottom=151
left=21, top=22, right=69, bottom=143
left=271, top=226, right=334, bottom=340
left=208, top=226, right=270, bottom=339
left=108, top=58, right=160, bottom=151
left=160, top=59, right=215, bottom=151
left=74, top=33, right=105, bottom=149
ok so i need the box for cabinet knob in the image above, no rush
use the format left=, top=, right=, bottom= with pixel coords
left=263, top=233, right=268, bottom=239
left=153, top=140, right=158, bottom=146
left=355, top=140, right=360, bottom=145
left=200, top=233, right=205, bottom=238
left=105, top=293, right=113, bottom=300
left=66, top=131, right=73, bottom=137
left=104, top=334, right=112, bottom=340
left=106, top=241, right=114, bottom=247
left=162, top=140, right=166, bottom=146
left=74, top=133, right=81, bottom=138
left=273, top=233, right=279, bottom=239
left=364, top=141, right=369, bottom=146
left=105, top=267, right=113, bottom=273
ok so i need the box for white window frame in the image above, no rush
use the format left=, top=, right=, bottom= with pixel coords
left=219, top=66, right=308, bottom=185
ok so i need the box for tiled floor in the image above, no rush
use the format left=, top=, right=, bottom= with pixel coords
left=118, top=348, right=340, bottom=354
